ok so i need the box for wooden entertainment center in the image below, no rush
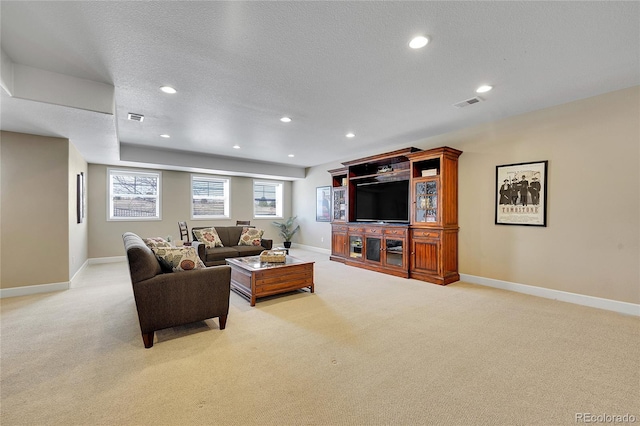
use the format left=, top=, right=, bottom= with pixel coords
left=328, top=146, right=462, bottom=285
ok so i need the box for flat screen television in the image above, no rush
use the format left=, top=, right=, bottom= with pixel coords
left=355, top=180, right=409, bottom=223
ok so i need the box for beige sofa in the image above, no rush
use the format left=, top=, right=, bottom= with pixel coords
left=191, top=226, right=273, bottom=267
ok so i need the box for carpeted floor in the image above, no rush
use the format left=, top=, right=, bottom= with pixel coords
left=1, top=249, right=638, bottom=425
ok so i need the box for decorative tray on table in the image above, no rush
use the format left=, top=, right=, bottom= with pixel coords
left=259, top=250, right=287, bottom=263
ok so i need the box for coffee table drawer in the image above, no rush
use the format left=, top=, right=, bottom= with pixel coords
left=256, top=267, right=313, bottom=294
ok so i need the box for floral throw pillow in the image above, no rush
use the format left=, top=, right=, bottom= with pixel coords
left=152, top=246, right=206, bottom=272
left=143, top=237, right=172, bottom=249
left=192, top=227, right=223, bottom=248
left=238, top=227, right=264, bottom=246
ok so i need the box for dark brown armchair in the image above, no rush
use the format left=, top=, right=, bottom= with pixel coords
left=122, top=232, right=231, bottom=348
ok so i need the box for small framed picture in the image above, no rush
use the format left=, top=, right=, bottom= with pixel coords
left=316, top=186, right=331, bottom=222
left=495, top=160, right=548, bottom=226
left=76, top=172, right=85, bottom=224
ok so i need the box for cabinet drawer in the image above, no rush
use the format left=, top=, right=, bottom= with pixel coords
left=364, top=227, right=381, bottom=234
left=384, top=228, right=407, bottom=237
left=333, top=225, right=348, bottom=232
left=412, top=230, right=440, bottom=239
left=349, top=226, right=365, bottom=233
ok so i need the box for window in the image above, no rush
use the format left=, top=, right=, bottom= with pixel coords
left=191, top=175, right=230, bottom=219
left=253, top=180, right=283, bottom=218
left=108, top=169, right=161, bottom=220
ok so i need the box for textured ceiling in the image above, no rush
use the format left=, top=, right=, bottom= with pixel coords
left=1, top=1, right=638, bottom=178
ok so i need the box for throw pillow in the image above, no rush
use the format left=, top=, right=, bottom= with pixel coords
left=192, top=227, right=223, bottom=248
left=238, top=228, right=264, bottom=246
left=143, top=237, right=172, bottom=249
left=152, top=246, right=206, bottom=272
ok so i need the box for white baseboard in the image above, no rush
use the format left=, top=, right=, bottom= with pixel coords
left=460, top=273, right=640, bottom=317
left=0, top=281, right=69, bottom=299
left=290, top=243, right=331, bottom=255
left=1, top=257, right=125, bottom=298
left=69, top=259, right=89, bottom=284
left=2, top=258, right=90, bottom=298
left=88, top=255, right=127, bottom=264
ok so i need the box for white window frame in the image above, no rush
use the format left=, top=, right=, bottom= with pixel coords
left=191, top=175, right=230, bottom=220
left=253, top=180, right=283, bottom=219
left=107, top=168, right=161, bottom=221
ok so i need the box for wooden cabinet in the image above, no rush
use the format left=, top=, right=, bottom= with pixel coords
left=407, top=147, right=462, bottom=285
left=361, top=225, right=408, bottom=277
left=381, top=227, right=408, bottom=274
left=410, top=228, right=459, bottom=284
left=410, top=229, right=441, bottom=281
left=330, top=224, right=348, bottom=261
left=383, top=226, right=408, bottom=270
left=328, top=146, right=461, bottom=284
left=408, top=147, right=462, bottom=228
left=330, top=223, right=408, bottom=277
left=328, top=168, right=348, bottom=222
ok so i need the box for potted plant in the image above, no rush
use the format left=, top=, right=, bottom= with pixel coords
left=272, top=216, right=300, bottom=249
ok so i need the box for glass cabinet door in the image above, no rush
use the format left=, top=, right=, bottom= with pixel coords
left=349, top=235, right=363, bottom=259
left=415, top=179, right=439, bottom=223
left=365, top=237, right=381, bottom=263
left=332, top=187, right=347, bottom=222
left=385, top=239, right=404, bottom=267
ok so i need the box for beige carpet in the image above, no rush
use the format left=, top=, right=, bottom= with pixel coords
left=1, top=249, right=638, bottom=425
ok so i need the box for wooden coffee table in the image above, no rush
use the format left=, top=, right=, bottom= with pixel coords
left=226, top=255, right=314, bottom=306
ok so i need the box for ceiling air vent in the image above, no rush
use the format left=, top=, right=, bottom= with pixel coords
left=453, top=96, right=484, bottom=108
left=127, top=113, right=144, bottom=122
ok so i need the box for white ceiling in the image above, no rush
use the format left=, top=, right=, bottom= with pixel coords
left=1, top=1, right=638, bottom=179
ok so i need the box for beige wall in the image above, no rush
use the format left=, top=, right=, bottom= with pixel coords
left=68, top=142, right=88, bottom=278
left=454, top=86, right=638, bottom=304
left=294, top=86, right=639, bottom=304
left=0, top=134, right=2, bottom=283
left=293, top=163, right=339, bottom=251
left=1, top=131, right=70, bottom=288
left=87, top=165, right=292, bottom=258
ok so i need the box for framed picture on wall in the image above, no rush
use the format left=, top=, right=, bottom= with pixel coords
left=316, top=186, right=331, bottom=222
left=495, top=160, right=548, bottom=226
left=76, top=172, right=85, bottom=224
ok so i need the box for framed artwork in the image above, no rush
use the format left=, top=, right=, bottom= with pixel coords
left=76, top=172, right=85, bottom=224
left=316, top=186, right=331, bottom=222
left=495, top=160, right=548, bottom=226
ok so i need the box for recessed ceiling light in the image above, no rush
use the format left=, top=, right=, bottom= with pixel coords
left=160, top=86, right=177, bottom=94
left=476, top=85, right=493, bottom=93
left=346, top=133, right=355, bottom=138
left=288, top=154, right=295, bottom=158
left=160, top=134, right=170, bottom=138
left=233, top=145, right=241, bottom=149
left=409, top=36, right=429, bottom=49
left=280, top=116, right=292, bottom=123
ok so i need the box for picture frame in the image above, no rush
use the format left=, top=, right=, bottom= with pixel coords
left=495, top=160, right=548, bottom=226
left=316, top=186, right=331, bottom=222
left=76, top=172, right=85, bottom=224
